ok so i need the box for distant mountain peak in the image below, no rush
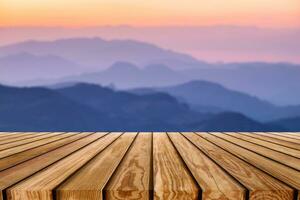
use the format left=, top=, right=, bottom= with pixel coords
left=0, top=52, right=82, bottom=83
left=108, top=61, right=140, bottom=72
left=0, top=52, right=76, bottom=63
left=170, top=80, right=225, bottom=90
left=144, top=64, right=173, bottom=72
left=0, top=52, right=43, bottom=61
left=0, top=37, right=202, bottom=72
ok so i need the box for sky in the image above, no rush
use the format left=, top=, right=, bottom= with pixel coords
left=0, top=0, right=299, bottom=63
left=1, top=0, right=300, bottom=28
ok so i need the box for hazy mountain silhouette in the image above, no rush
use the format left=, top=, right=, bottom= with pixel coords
left=56, top=83, right=207, bottom=129
left=154, top=80, right=275, bottom=120
left=182, top=62, right=300, bottom=105
left=0, top=52, right=82, bottom=83
left=0, top=38, right=204, bottom=71
left=268, top=117, right=300, bottom=131
left=52, top=62, right=187, bottom=88
left=1, top=26, right=299, bottom=63
left=130, top=80, right=300, bottom=121
left=0, top=83, right=206, bottom=131
left=0, top=83, right=283, bottom=131
left=19, top=60, right=300, bottom=106
left=187, top=112, right=284, bottom=131
left=0, top=84, right=115, bottom=131
left=1, top=38, right=299, bottom=105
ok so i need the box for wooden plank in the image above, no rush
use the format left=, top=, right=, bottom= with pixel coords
left=0, top=133, right=108, bottom=200
left=0, top=132, right=21, bottom=139
left=1, top=132, right=298, bottom=200
left=0, top=133, right=17, bottom=138
left=279, top=132, right=300, bottom=138
left=56, top=132, right=137, bottom=200
left=153, top=132, right=199, bottom=200
left=240, top=132, right=300, bottom=151
left=268, top=132, right=300, bottom=140
left=217, top=133, right=300, bottom=170
left=105, top=132, right=152, bottom=200
left=0, top=132, right=93, bottom=171
left=7, top=132, right=121, bottom=200
left=168, top=132, right=246, bottom=200
left=0, top=132, right=50, bottom=146
left=183, top=132, right=294, bottom=200
left=0, top=132, right=64, bottom=151
left=254, top=132, right=300, bottom=145
left=0, top=132, right=69, bottom=159
left=0, top=132, right=42, bottom=142
left=225, top=132, right=300, bottom=159
left=198, top=132, right=300, bottom=199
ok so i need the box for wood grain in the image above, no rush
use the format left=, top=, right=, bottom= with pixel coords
left=105, top=132, right=152, bottom=200
left=168, top=132, right=246, bottom=200
left=56, top=132, right=137, bottom=200
left=268, top=132, right=300, bottom=140
left=254, top=132, right=300, bottom=145
left=240, top=132, right=300, bottom=151
left=1, top=132, right=299, bottom=200
left=278, top=132, right=300, bottom=139
left=0, top=132, right=23, bottom=139
left=0, top=132, right=92, bottom=171
left=217, top=133, right=300, bottom=170
left=225, top=132, right=300, bottom=159
left=0, top=132, right=65, bottom=151
left=153, top=132, right=199, bottom=200
left=0, top=132, right=50, bottom=146
left=0, top=133, right=108, bottom=200
left=184, top=132, right=294, bottom=200
left=0, top=133, right=44, bottom=144
left=3, top=132, right=110, bottom=200
left=199, top=132, right=300, bottom=198
left=0, top=132, right=17, bottom=138
left=0, top=132, right=69, bottom=159
left=7, top=132, right=118, bottom=200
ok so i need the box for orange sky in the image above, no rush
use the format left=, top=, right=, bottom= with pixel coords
left=1, top=0, right=300, bottom=27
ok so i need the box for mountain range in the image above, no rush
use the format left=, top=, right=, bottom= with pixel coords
left=1, top=38, right=300, bottom=105
left=0, top=52, right=82, bottom=83
left=1, top=26, right=299, bottom=63
left=52, top=62, right=188, bottom=89
left=0, top=83, right=291, bottom=131
left=182, top=62, right=300, bottom=105
left=129, top=80, right=300, bottom=122
left=0, top=37, right=203, bottom=71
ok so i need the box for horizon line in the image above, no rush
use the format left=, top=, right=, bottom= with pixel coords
left=1, top=24, right=300, bottom=30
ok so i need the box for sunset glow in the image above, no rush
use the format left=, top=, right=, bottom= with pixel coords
left=1, top=0, right=300, bottom=27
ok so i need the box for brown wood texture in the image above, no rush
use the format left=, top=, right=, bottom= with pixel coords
left=0, top=132, right=298, bottom=200
left=0, top=132, right=70, bottom=159
left=0, top=132, right=50, bottom=147
left=225, top=132, right=300, bottom=159
left=278, top=132, right=300, bottom=139
left=240, top=132, right=300, bottom=151
left=105, top=132, right=152, bottom=200
left=153, top=133, right=199, bottom=200
left=185, top=132, right=294, bottom=200
left=168, top=132, right=245, bottom=200
left=57, top=132, right=137, bottom=200
left=0, top=132, right=92, bottom=171
left=0, top=133, right=47, bottom=144
left=268, top=132, right=300, bottom=140
left=217, top=133, right=300, bottom=170
left=199, top=132, right=300, bottom=199
left=254, top=132, right=300, bottom=145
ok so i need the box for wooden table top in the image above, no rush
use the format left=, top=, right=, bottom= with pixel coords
left=0, top=132, right=299, bottom=200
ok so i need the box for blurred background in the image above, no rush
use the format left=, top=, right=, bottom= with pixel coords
left=0, top=0, right=300, bottom=131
